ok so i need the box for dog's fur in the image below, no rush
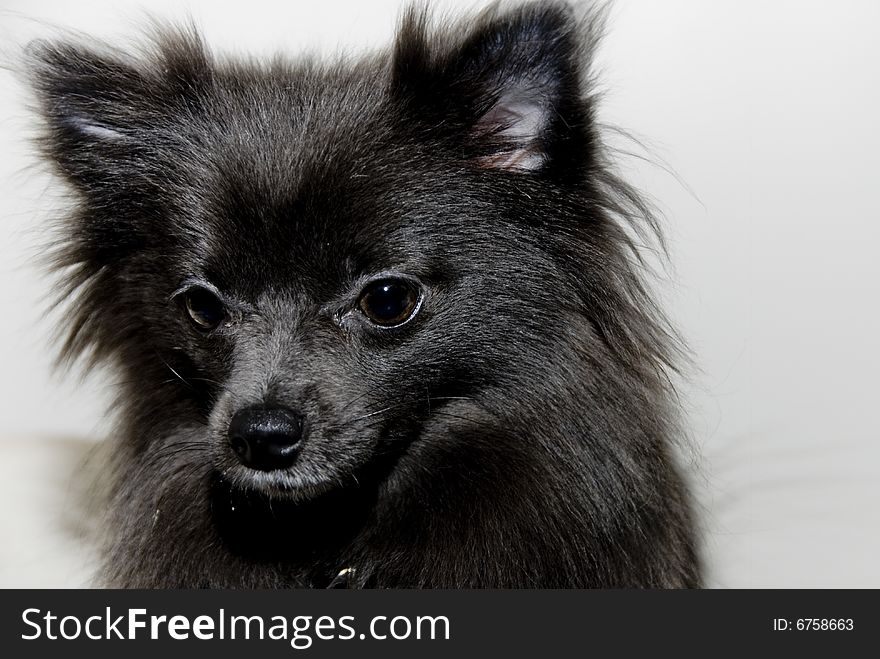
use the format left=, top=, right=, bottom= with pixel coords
left=28, top=1, right=700, bottom=587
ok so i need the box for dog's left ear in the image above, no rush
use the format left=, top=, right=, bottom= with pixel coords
left=392, top=2, right=592, bottom=173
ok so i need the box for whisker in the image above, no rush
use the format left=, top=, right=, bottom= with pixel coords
left=345, top=401, right=409, bottom=424
left=138, top=440, right=215, bottom=473
left=428, top=410, right=489, bottom=425
left=153, top=350, right=197, bottom=392
left=187, top=377, right=225, bottom=387
left=338, top=389, right=373, bottom=415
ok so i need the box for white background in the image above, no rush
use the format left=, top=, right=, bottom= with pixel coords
left=0, top=0, right=878, bottom=587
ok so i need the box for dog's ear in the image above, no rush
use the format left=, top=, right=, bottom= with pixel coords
left=392, top=2, right=592, bottom=173
left=27, top=33, right=210, bottom=191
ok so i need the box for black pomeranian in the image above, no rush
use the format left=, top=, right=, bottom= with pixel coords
left=28, top=1, right=700, bottom=587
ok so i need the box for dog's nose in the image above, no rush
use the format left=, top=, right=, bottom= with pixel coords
left=228, top=406, right=304, bottom=471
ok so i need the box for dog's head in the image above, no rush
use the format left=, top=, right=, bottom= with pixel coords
left=29, top=4, right=668, bottom=501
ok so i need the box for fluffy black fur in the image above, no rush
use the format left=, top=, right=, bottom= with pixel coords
left=28, top=1, right=700, bottom=587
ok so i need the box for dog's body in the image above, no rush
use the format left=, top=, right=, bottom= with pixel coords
left=30, top=2, right=700, bottom=587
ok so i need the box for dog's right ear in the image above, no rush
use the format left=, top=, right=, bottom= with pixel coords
left=27, top=34, right=210, bottom=192
left=28, top=41, right=157, bottom=189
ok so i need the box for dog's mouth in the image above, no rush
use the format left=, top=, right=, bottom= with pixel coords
left=208, top=424, right=408, bottom=563
left=225, top=464, right=338, bottom=501
left=218, top=415, right=413, bottom=503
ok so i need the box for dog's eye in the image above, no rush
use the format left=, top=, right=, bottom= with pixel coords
left=183, top=287, right=226, bottom=331
left=358, top=278, right=421, bottom=327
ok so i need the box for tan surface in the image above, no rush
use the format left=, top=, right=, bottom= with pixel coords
left=0, top=437, right=101, bottom=587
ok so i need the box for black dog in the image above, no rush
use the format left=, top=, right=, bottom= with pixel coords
left=28, top=1, right=700, bottom=587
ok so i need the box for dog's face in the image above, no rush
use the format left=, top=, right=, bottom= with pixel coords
left=153, top=73, right=575, bottom=500
left=161, top=122, right=532, bottom=500
left=30, top=7, right=613, bottom=501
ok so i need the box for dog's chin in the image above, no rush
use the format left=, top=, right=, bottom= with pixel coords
left=209, top=460, right=377, bottom=567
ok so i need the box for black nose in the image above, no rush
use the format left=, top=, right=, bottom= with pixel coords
left=228, top=406, right=304, bottom=471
